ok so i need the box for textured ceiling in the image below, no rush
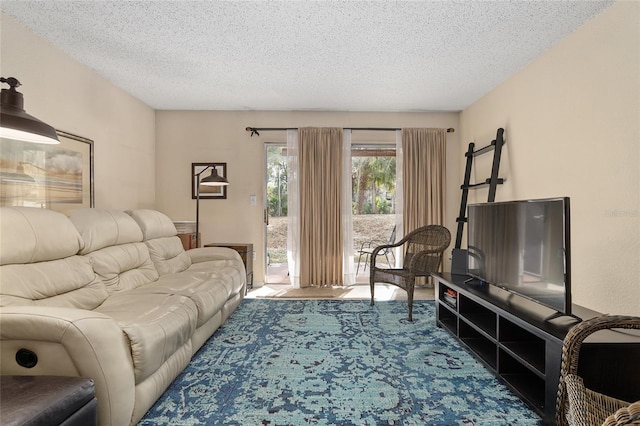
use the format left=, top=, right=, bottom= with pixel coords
left=1, top=1, right=614, bottom=112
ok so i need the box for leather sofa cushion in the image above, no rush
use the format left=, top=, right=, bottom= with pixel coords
left=69, top=208, right=161, bottom=293
left=0, top=255, right=108, bottom=309
left=69, top=209, right=144, bottom=255
left=85, top=242, right=159, bottom=293
left=188, top=246, right=242, bottom=263
left=126, top=209, right=193, bottom=275
left=96, top=293, right=197, bottom=383
left=188, top=259, right=246, bottom=296
left=134, top=272, right=229, bottom=327
left=0, top=207, right=83, bottom=265
left=144, top=236, right=192, bottom=275
left=126, top=209, right=177, bottom=240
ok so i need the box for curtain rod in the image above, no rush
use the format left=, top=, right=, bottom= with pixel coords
left=245, top=126, right=454, bottom=136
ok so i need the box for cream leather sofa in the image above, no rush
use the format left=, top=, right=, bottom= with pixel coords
left=0, top=207, right=246, bottom=425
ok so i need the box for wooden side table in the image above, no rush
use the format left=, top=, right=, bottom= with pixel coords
left=204, top=243, right=254, bottom=291
left=173, top=221, right=198, bottom=250
left=177, top=232, right=199, bottom=250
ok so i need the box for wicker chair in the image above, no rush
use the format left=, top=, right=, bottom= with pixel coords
left=556, top=315, right=640, bottom=426
left=369, top=224, right=450, bottom=321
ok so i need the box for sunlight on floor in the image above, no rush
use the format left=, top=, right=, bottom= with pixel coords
left=246, top=283, right=434, bottom=301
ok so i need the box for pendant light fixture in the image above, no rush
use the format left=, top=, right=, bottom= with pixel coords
left=0, top=77, right=59, bottom=144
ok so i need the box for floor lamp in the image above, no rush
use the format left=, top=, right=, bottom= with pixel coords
left=194, top=166, right=229, bottom=248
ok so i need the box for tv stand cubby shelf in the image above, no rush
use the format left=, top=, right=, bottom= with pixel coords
left=433, top=273, right=640, bottom=425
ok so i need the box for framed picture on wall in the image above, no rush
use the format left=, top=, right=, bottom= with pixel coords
left=0, top=130, right=94, bottom=214
left=191, top=162, right=227, bottom=199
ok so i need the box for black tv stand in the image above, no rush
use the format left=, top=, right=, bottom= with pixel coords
left=433, top=272, right=640, bottom=425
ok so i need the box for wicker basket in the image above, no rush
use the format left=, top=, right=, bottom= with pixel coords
left=556, top=315, right=640, bottom=426
left=602, top=400, right=640, bottom=426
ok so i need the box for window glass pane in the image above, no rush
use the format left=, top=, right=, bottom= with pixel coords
left=352, top=145, right=396, bottom=276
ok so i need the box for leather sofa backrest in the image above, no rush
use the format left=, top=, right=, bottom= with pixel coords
left=70, top=208, right=144, bottom=255
left=69, top=209, right=159, bottom=293
left=0, top=207, right=108, bottom=308
left=126, top=209, right=176, bottom=240
left=126, top=209, right=192, bottom=275
left=0, top=206, right=83, bottom=265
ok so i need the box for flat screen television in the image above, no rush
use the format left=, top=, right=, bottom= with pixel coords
left=467, top=197, right=572, bottom=316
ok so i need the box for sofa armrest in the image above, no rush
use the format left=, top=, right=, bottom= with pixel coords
left=187, top=246, right=242, bottom=264
left=0, top=306, right=135, bottom=426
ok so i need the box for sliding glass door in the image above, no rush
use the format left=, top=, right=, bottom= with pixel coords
left=264, top=143, right=289, bottom=284
left=264, top=142, right=398, bottom=286
left=351, top=145, right=397, bottom=283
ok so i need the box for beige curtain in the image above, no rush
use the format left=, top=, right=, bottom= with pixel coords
left=402, top=128, right=447, bottom=234
left=298, top=127, right=343, bottom=287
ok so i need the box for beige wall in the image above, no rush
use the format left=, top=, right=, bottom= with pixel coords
left=156, top=110, right=460, bottom=283
left=460, top=1, right=639, bottom=315
left=0, top=14, right=156, bottom=209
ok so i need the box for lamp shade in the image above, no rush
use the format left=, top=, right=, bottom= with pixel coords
left=0, top=77, right=59, bottom=144
left=200, top=169, right=229, bottom=186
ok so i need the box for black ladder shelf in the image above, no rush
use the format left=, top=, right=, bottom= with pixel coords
left=454, top=127, right=505, bottom=249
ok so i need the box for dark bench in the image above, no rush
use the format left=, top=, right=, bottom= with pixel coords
left=0, top=375, right=97, bottom=426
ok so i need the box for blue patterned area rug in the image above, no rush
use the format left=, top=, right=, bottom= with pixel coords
left=139, top=299, right=543, bottom=425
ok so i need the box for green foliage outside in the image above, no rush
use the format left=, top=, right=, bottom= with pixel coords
left=266, top=146, right=396, bottom=264
left=266, top=146, right=288, bottom=216
left=352, top=155, right=396, bottom=214
left=266, top=146, right=396, bottom=218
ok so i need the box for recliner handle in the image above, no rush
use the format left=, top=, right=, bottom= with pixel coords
left=16, top=348, right=38, bottom=368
